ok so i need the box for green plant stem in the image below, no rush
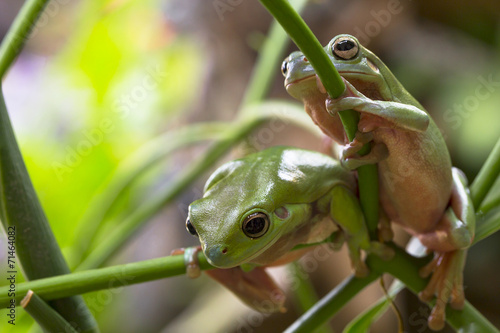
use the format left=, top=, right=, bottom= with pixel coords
left=0, top=0, right=50, bottom=79
left=257, top=0, right=379, bottom=237
left=22, top=290, right=78, bottom=333
left=289, top=262, right=333, bottom=333
left=471, top=137, right=500, bottom=208
left=0, top=252, right=212, bottom=307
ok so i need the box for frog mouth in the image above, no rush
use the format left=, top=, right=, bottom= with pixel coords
left=286, top=71, right=376, bottom=91
left=285, top=74, right=315, bottom=88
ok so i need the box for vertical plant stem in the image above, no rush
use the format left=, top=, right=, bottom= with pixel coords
left=0, top=0, right=50, bottom=79
left=257, top=0, right=379, bottom=237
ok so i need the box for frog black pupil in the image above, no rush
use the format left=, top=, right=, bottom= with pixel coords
left=336, top=40, right=354, bottom=51
left=246, top=217, right=265, bottom=235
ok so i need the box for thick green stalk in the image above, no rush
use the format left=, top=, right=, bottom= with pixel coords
left=22, top=291, right=78, bottom=333
left=257, top=0, right=379, bottom=237
left=0, top=0, right=50, bottom=79
left=0, top=90, right=97, bottom=332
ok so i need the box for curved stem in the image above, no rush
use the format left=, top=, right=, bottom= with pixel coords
left=257, top=0, right=379, bottom=237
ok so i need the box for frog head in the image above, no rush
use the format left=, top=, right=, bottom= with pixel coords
left=282, top=34, right=394, bottom=102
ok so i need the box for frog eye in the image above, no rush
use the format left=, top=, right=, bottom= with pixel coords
left=242, top=212, right=269, bottom=239
left=281, top=60, right=288, bottom=76
left=332, top=36, right=359, bottom=60
left=186, top=218, right=198, bottom=237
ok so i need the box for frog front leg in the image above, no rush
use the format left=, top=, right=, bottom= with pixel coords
left=416, top=168, right=475, bottom=331
left=325, top=77, right=430, bottom=170
left=204, top=266, right=286, bottom=313
left=327, top=185, right=394, bottom=277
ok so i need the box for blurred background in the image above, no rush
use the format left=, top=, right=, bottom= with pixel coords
left=0, top=0, right=499, bottom=332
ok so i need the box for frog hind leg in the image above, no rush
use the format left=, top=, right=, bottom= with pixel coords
left=329, top=185, right=394, bottom=277
left=205, top=266, right=286, bottom=313
left=417, top=168, right=475, bottom=331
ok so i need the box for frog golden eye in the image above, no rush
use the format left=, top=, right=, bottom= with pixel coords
left=332, top=37, right=359, bottom=60
left=242, top=212, right=269, bottom=239
left=281, top=60, right=288, bottom=76
left=186, top=218, right=198, bottom=237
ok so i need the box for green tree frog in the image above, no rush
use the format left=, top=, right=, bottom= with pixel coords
left=281, top=34, right=475, bottom=330
left=183, top=146, right=391, bottom=313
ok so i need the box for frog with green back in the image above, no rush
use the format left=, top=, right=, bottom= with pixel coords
left=281, top=34, right=475, bottom=330
left=182, top=146, right=392, bottom=313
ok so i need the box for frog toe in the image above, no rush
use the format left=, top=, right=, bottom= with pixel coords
left=368, top=241, right=394, bottom=260
left=353, top=261, right=370, bottom=278
left=418, top=250, right=467, bottom=331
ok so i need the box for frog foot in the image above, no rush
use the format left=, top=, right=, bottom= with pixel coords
left=418, top=249, right=467, bottom=331
left=171, top=246, right=202, bottom=279
left=341, top=141, right=389, bottom=170
left=368, top=241, right=395, bottom=261
left=378, top=213, right=394, bottom=242
left=346, top=240, right=394, bottom=278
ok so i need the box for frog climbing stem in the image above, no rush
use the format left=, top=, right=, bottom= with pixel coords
left=257, top=0, right=380, bottom=238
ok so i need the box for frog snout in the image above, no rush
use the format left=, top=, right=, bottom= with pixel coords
left=205, top=245, right=231, bottom=267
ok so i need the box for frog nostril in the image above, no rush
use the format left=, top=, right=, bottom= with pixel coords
left=222, top=247, right=228, bottom=254
left=303, top=57, right=308, bottom=62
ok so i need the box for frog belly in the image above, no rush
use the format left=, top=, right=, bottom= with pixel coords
left=376, top=129, right=453, bottom=233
